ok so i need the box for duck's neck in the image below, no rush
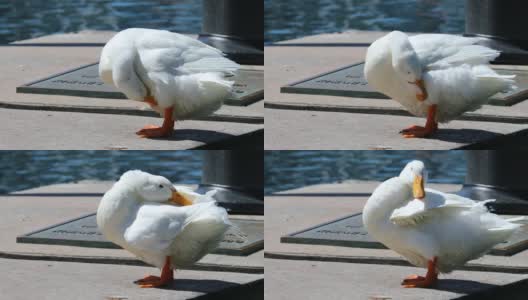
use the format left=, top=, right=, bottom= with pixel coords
left=363, top=177, right=412, bottom=230
left=97, top=185, right=140, bottom=242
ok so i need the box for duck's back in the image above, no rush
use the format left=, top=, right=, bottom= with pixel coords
left=409, top=34, right=516, bottom=122
left=101, top=28, right=240, bottom=119
left=423, top=64, right=515, bottom=122
left=396, top=195, right=519, bottom=273
left=168, top=202, right=231, bottom=267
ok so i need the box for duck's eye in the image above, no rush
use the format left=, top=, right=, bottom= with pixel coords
left=158, top=184, right=163, bottom=189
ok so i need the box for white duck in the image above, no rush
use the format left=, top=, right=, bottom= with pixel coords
left=97, top=170, right=232, bottom=288
left=364, top=31, right=516, bottom=138
left=363, top=160, right=520, bottom=288
left=99, top=28, right=240, bottom=138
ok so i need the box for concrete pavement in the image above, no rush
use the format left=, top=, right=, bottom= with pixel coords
left=264, top=30, right=528, bottom=149
left=265, top=181, right=528, bottom=299
left=0, top=31, right=263, bottom=149
left=0, top=181, right=263, bottom=299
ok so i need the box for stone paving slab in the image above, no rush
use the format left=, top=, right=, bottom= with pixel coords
left=0, top=258, right=263, bottom=300
left=264, top=30, right=528, bottom=149
left=265, top=108, right=528, bottom=150
left=0, top=182, right=263, bottom=270
left=264, top=259, right=525, bottom=300
left=265, top=181, right=528, bottom=270
left=0, top=108, right=263, bottom=150
left=266, top=30, right=528, bottom=121
left=1, top=31, right=263, bottom=122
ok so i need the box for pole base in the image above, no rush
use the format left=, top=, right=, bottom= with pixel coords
left=199, top=34, right=263, bottom=66
left=457, top=184, right=528, bottom=215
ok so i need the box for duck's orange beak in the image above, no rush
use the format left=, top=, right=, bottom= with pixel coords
left=413, top=175, right=425, bottom=200
left=169, top=188, right=193, bottom=206
left=414, top=79, right=427, bottom=101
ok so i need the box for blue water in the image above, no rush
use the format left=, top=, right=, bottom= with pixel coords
left=0, top=151, right=203, bottom=194
left=0, top=0, right=202, bottom=44
left=264, top=151, right=466, bottom=195
left=1, top=1, right=466, bottom=44
left=0, top=151, right=465, bottom=196
left=265, top=0, right=465, bottom=43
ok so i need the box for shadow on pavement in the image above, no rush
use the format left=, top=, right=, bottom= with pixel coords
left=432, top=278, right=498, bottom=295
left=453, top=278, right=528, bottom=300
left=432, top=128, right=502, bottom=144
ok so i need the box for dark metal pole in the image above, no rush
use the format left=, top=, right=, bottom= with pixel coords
left=199, top=0, right=264, bottom=65
left=465, top=0, right=528, bottom=65
left=457, top=151, right=528, bottom=215
left=197, top=150, right=263, bottom=215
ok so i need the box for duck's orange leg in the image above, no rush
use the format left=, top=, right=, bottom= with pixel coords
left=143, top=96, right=158, bottom=107
left=136, top=105, right=175, bottom=138
left=400, top=104, right=438, bottom=138
left=134, top=256, right=174, bottom=288
left=401, top=256, right=438, bottom=288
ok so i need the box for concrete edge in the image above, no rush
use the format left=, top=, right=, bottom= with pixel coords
left=264, top=101, right=528, bottom=124
left=0, top=251, right=264, bottom=274
left=0, top=101, right=264, bottom=124
left=264, top=251, right=528, bottom=274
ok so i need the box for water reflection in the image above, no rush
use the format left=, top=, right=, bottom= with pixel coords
left=0, top=151, right=202, bottom=194
left=265, top=0, right=465, bottom=43
left=0, top=0, right=202, bottom=44
left=264, top=151, right=465, bottom=194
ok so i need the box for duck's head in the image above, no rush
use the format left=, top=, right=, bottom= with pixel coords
left=399, top=160, right=427, bottom=200
left=387, top=31, right=427, bottom=102
left=121, top=170, right=194, bottom=206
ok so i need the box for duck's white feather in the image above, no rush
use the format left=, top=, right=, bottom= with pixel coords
left=365, top=31, right=516, bottom=123
left=99, top=28, right=240, bottom=120
left=124, top=201, right=230, bottom=268
left=363, top=162, right=520, bottom=274
left=97, top=170, right=231, bottom=270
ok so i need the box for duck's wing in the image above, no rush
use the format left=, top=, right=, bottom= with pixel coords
left=168, top=201, right=232, bottom=264
left=409, top=34, right=500, bottom=70
left=390, top=189, right=476, bottom=227
left=135, top=29, right=240, bottom=76
left=123, top=204, right=188, bottom=253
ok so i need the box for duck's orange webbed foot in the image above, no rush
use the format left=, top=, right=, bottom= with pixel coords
left=134, top=274, right=172, bottom=288
left=401, top=274, right=427, bottom=287
left=136, top=125, right=173, bottom=138
left=135, top=106, right=175, bottom=138
left=134, top=275, right=160, bottom=284
left=401, top=257, right=438, bottom=288
left=134, top=256, right=174, bottom=288
left=399, top=125, right=436, bottom=138
left=400, top=104, right=438, bottom=138
left=401, top=274, right=437, bottom=288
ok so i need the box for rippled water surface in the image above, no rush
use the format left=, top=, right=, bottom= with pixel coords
left=0, top=151, right=202, bottom=194
left=265, top=151, right=466, bottom=194
left=2, top=1, right=465, bottom=44
left=265, top=0, right=465, bottom=43
left=0, top=151, right=465, bottom=196
left=0, top=0, right=202, bottom=44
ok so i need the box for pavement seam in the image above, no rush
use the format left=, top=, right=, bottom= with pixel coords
left=264, top=251, right=528, bottom=274
left=264, top=101, right=528, bottom=124
left=0, top=101, right=264, bottom=124
left=0, top=251, right=264, bottom=274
